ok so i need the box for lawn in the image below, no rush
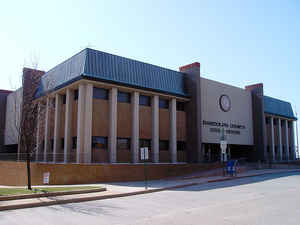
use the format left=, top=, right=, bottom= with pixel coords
left=0, top=186, right=100, bottom=196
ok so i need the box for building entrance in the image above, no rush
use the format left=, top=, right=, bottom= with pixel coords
left=203, top=143, right=253, bottom=162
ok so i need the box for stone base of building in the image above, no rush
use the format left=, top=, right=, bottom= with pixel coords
left=0, top=161, right=222, bottom=186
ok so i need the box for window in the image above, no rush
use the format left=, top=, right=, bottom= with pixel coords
left=117, top=138, right=131, bottom=149
left=92, top=136, right=108, bottom=149
left=93, top=87, right=108, bottom=100
left=265, top=118, right=269, bottom=124
left=72, top=137, right=77, bottom=149
left=139, top=95, right=151, bottom=106
left=177, top=141, right=186, bottom=151
left=50, top=139, right=54, bottom=150
left=74, top=89, right=79, bottom=100
left=159, top=98, right=169, bottom=109
left=159, top=140, right=169, bottom=150
left=62, top=95, right=66, bottom=104
left=273, top=120, right=277, bottom=126
left=61, top=138, right=64, bottom=149
left=140, top=139, right=151, bottom=148
left=177, top=102, right=185, bottom=111
left=118, top=91, right=131, bottom=103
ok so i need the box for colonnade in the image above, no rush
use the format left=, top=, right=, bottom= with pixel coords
left=35, top=82, right=178, bottom=164
left=267, top=116, right=296, bottom=161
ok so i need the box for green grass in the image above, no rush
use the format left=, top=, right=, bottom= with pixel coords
left=0, top=186, right=100, bottom=196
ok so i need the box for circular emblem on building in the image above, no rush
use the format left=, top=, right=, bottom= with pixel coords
left=219, top=95, right=231, bottom=112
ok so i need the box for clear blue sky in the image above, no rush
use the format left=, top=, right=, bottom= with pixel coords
left=0, top=1, right=299, bottom=144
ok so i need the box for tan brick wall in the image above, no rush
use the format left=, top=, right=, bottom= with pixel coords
left=92, top=99, right=109, bottom=137
left=0, top=161, right=222, bottom=186
left=117, top=103, right=132, bottom=138
left=139, top=106, right=152, bottom=139
left=159, top=109, right=169, bottom=140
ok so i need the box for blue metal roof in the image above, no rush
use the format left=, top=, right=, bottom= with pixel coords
left=264, top=96, right=297, bottom=120
left=36, top=49, right=87, bottom=98
left=36, top=48, right=188, bottom=98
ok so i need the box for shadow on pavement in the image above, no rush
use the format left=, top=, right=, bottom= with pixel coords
left=106, top=171, right=300, bottom=192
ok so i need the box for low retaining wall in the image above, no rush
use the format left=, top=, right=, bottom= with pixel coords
left=0, top=161, right=222, bottom=186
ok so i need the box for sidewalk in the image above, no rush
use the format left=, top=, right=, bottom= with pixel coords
left=1, top=168, right=299, bottom=211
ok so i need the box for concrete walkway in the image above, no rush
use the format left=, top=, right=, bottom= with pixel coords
left=1, top=168, right=300, bottom=211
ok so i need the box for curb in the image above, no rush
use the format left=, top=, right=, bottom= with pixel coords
left=0, top=188, right=107, bottom=201
left=206, top=169, right=300, bottom=183
left=1, top=169, right=299, bottom=211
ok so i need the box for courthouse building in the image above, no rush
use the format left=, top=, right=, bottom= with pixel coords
left=2, top=48, right=298, bottom=164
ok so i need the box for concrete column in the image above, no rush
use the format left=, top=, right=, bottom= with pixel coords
left=170, top=98, right=177, bottom=163
left=76, top=84, right=86, bottom=163
left=43, top=97, right=51, bottom=162
left=53, top=93, right=62, bottom=162
left=152, top=95, right=159, bottom=163
left=285, top=120, right=290, bottom=161
left=278, top=118, right=283, bottom=161
left=83, top=84, right=93, bottom=163
left=131, top=91, right=139, bottom=163
left=35, top=102, right=41, bottom=162
left=291, top=121, right=296, bottom=160
left=108, top=87, right=117, bottom=163
left=270, top=117, right=275, bottom=162
left=64, top=88, right=74, bottom=163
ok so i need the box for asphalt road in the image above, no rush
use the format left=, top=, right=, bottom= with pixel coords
left=1, top=172, right=300, bottom=225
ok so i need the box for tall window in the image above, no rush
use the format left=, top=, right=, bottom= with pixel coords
left=93, top=87, right=108, bottom=100
left=159, top=98, right=169, bottom=109
left=50, top=139, right=54, bottom=150
left=176, top=102, right=185, bottom=111
left=159, top=140, right=169, bottom=150
left=74, top=89, right=79, bottom=100
left=118, top=91, right=131, bottom=103
left=265, top=117, right=269, bottom=124
left=61, top=138, right=64, bottom=149
left=139, top=95, right=151, bottom=106
left=92, top=136, right=108, bottom=149
left=62, top=95, right=66, bottom=104
left=117, top=138, right=131, bottom=149
left=177, top=141, right=186, bottom=151
left=72, top=137, right=77, bottom=149
left=140, top=139, right=151, bottom=148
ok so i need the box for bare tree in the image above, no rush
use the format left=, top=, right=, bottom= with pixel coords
left=8, top=60, right=55, bottom=190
